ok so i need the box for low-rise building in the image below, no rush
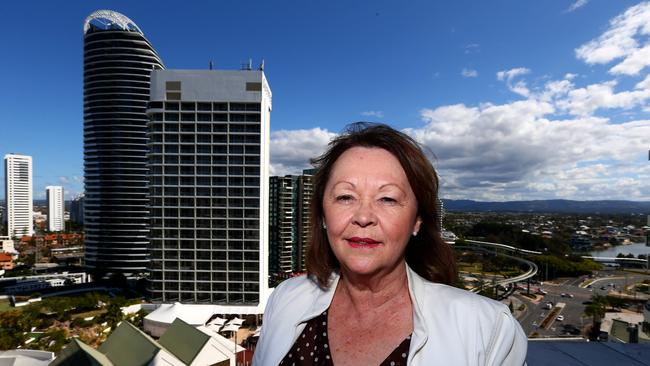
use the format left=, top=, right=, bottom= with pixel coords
left=52, top=318, right=242, bottom=366
left=0, top=253, right=14, bottom=270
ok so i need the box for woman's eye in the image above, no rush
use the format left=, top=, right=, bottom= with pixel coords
left=380, top=197, right=397, bottom=204
left=336, top=195, right=354, bottom=203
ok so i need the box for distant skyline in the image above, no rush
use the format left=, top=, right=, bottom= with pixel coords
left=1, top=1, right=649, bottom=201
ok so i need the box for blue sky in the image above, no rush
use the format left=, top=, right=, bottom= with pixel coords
left=1, top=0, right=649, bottom=201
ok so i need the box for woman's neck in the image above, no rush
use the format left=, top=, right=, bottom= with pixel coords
left=336, top=261, right=410, bottom=312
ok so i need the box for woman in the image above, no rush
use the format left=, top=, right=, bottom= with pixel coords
left=254, top=123, right=527, bottom=365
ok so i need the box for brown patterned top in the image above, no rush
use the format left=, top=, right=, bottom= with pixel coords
left=279, top=310, right=411, bottom=366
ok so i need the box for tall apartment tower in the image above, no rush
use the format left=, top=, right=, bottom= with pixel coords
left=437, top=198, right=445, bottom=230
left=296, top=169, right=315, bottom=271
left=147, top=69, right=271, bottom=306
left=269, top=176, right=297, bottom=274
left=70, top=194, right=85, bottom=226
left=46, top=186, right=65, bottom=232
left=83, top=10, right=164, bottom=274
left=4, top=154, right=33, bottom=237
left=268, top=169, right=314, bottom=276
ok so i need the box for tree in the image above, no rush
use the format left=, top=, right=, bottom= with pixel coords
left=584, top=295, right=608, bottom=341
left=103, top=303, right=123, bottom=330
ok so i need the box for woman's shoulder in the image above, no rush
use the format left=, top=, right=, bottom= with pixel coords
left=413, top=281, right=527, bottom=364
left=408, top=267, right=508, bottom=315
left=419, top=281, right=509, bottom=313
left=267, top=274, right=330, bottom=308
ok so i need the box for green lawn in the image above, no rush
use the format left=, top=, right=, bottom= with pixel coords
left=0, top=299, right=14, bottom=312
left=71, top=309, right=106, bottom=319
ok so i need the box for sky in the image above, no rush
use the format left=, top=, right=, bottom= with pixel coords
left=1, top=0, right=649, bottom=201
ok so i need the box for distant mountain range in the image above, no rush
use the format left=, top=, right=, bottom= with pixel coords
left=442, top=199, right=650, bottom=214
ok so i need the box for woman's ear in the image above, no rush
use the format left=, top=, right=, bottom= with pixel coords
left=413, top=216, right=422, bottom=236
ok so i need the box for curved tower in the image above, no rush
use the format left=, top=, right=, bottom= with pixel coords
left=83, top=10, right=164, bottom=274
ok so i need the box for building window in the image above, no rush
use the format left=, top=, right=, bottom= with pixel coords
left=246, top=82, right=262, bottom=92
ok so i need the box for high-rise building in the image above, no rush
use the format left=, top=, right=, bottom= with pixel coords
left=83, top=10, right=164, bottom=274
left=46, top=186, right=65, bottom=232
left=269, top=176, right=297, bottom=274
left=297, top=169, right=315, bottom=271
left=268, top=169, right=314, bottom=276
left=146, top=68, right=271, bottom=305
left=437, top=198, right=445, bottom=230
left=4, top=154, right=33, bottom=237
left=70, top=194, right=85, bottom=226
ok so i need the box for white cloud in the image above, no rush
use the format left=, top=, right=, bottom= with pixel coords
left=555, top=80, right=650, bottom=116
left=497, top=67, right=530, bottom=81
left=575, top=2, right=650, bottom=75
left=270, top=128, right=335, bottom=175
left=407, top=99, right=650, bottom=200
left=567, top=0, right=589, bottom=13
left=497, top=67, right=531, bottom=96
left=464, top=43, right=480, bottom=54
left=360, top=110, right=384, bottom=118
left=461, top=68, right=478, bottom=78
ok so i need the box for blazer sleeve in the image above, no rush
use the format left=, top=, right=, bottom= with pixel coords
left=252, top=286, right=280, bottom=366
left=485, top=308, right=528, bottom=366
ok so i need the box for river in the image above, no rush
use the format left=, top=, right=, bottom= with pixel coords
left=590, top=242, right=650, bottom=257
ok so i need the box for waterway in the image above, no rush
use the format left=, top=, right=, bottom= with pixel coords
left=590, top=242, right=650, bottom=257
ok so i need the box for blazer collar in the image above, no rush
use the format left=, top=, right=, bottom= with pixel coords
left=298, top=264, right=430, bottom=356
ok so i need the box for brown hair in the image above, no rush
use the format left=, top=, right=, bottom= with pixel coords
left=306, top=122, right=457, bottom=287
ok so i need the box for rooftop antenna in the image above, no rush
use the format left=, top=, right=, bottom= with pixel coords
left=248, top=58, right=252, bottom=70
left=259, top=58, right=265, bottom=71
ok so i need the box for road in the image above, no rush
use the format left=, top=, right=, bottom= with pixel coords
left=516, top=270, right=650, bottom=338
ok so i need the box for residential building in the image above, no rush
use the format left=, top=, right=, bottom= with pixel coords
left=0, top=350, right=54, bottom=366
left=268, top=168, right=314, bottom=275
left=146, top=68, right=271, bottom=306
left=69, top=194, right=84, bottom=225
left=0, top=253, right=14, bottom=270
left=83, top=10, right=164, bottom=274
left=296, top=169, right=315, bottom=271
left=53, top=318, right=242, bottom=366
left=46, top=186, right=64, bottom=231
left=269, top=176, right=297, bottom=274
left=4, top=154, right=33, bottom=237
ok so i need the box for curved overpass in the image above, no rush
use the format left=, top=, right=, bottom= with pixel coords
left=454, top=239, right=539, bottom=294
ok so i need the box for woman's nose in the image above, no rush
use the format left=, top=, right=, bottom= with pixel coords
left=352, top=200, right=376, bottom=227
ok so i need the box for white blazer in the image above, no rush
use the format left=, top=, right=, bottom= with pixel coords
left=253, top=265, right=527, bottom=365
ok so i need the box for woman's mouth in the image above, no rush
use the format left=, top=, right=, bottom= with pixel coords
left=346, top=237, right=381, bottom=248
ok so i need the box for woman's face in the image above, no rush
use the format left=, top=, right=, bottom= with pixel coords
left=323, top=146, right=421, bottom=277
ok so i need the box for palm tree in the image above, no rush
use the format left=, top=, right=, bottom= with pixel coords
left=584, top=295, right=608, bottom=340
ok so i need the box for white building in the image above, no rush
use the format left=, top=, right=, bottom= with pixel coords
left=146, top=67, right=271, bottom=309
left=46, top=186, right=65, bottom=232
left=4, top=154, right=33, bottom=237
left=0, top=236, right=17, bottom=255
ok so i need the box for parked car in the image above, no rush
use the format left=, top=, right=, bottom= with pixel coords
left=598, top=331, right=609, bottom=341
left=562, top=324, right=581, bottom=335
left=556, top=315, right=564, bottom=321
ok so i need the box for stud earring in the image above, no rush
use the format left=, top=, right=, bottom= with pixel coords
left=412, top=231, right=418, bottom=236
left=322, top=222, right=327, bottom=230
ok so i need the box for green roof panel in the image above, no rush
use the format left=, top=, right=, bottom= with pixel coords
left=99, top=321, right=161, bottom=366
left=50, top=338, right=113, bottom=366
left=158, top=318, right=211, bottom=365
